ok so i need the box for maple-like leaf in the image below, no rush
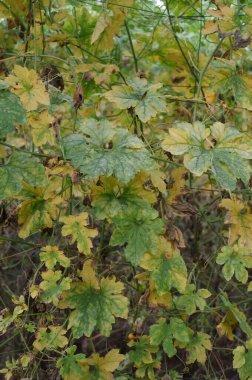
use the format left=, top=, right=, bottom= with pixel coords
left=62, top=118, right=155, bottom=183
left=216, top=310, right=238, bottom=341
left=60, top=212, right=98, bottom=255
left=6, top=65, right=50, bottom=111
left=39, top=270, right=71, bottom=306
left=150, top=318, right=192, bottom=358
left=140, top=237, right=187, bottom=293
left=75, top=63, right=119, bottom=85
left=39, top=245, right=70, bottom=269
left=58, top=260, right=128, bottom=338
left=110, top=207, right=164, bottom=266
left=0, top=151, right=46, bottom=200
left=57, top=346, right=87, bottom=380
left=128, top=335, right=159, bottom=365
left=82, top=349, right=125, bottom=380
left=0, top=91, right=26, bottom=137
left=91, top=174, right=156, bottom=220
left=18, top=185, right=63, bottom=238
left=174, top=284, right=211, bottom=315
left=162, top=122, right=252, bottom=191
left=220, top=197, right=252, bottom=248
left=33, top=326, right=68, bottom=351
left=128, top=336, right=160, bottom=380
left=105, top=77, right=167, bottom=123
left=233, top=340, right=252, bottom=380
left=91, top=0, right=133, bottom=51
left=29, top=110, right=55, bottom=146
left=185, top=332, right=212, bottom=365
left=216, top=244, right=252, bottom=283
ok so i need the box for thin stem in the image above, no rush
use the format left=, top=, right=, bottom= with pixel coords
left=0, top=141, right=53, bottom=158
left=193, top=37, right=224, bottom=122
left=124, top=20, right=138, bottom=73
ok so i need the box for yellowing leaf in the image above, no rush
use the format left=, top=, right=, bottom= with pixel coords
left=39, top=245, right=70, bottom=269
left=59, top=260, right=128, bottom=338
left=91, top=0, right=133, bottom=51
left=217, top=310, right=238, bottom=341
left=29, top=110, right=55, bottom=146
left=216, top=244, right=252, bottom=284
left=75, top=63, right=119, bottom=85
left=167, top=167, right=187, bottom=203
left=140, top=237, right=187, bottom=293
left=220, top=197, right=252, bottom=248
left=91, top=173, right=156, bottom=220
left=18, top=185, right=63, bottom=239
left=60, top=212, right=98, bottom=255
left=6, top=65, right=50, bottom=111
left=33, top=326, right=68, bottom=351
left=83, top=349, right=125, bottom=379
left=39, top=270, right=71, bottom=306
left=105, top=78, right=166, bottom=123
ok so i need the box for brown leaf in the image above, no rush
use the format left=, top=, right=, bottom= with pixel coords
left=172, top=202, right=198, bottom=215
left=73, top=85, right=84, bottom=109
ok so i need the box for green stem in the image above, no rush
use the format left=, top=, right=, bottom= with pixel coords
left=192, top=37, right=224, bottom=122
left=125, top=20, right=138, bottom=73
left=0, top=141, right=53, bottom=158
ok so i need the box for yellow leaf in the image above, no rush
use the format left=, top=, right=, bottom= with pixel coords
left=220, top=197, right=252, bottom=248
left=60, top=212, right=98, bottom=255
left=18, top=186, right=63, bottom=238
left=29, top=110, right=55, bottom=146
left=88, top=349, right=125, bottom=373
left=167, top=167, right=187, bottom=203
left=91, top=0, right=133, bottom=51
left=6, top=65, right=50, bottom=111
left=150, top=170, right=166, bottom=193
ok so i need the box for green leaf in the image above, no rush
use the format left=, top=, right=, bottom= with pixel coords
left=233, top=340, right=252, bottom=380
left=0, top=91, right=26, bottom=137
left=110, top=207, right=164, bottom=266
left=150, top=318, right=192, bottom=358
left=39, top=270, right=71, bottom=306
left=58, top=261, right=128, bottom=338
left=216, top=244, right=252, bottom=284
left=162, top=121, right=252, bottom=191
left=91, top=174, right=156, bottom=220
left=105, top=78, right=167, bottom=123
left=33, top=326, right=68, bottom=351
left=39, top=245, right=70, bottom=270
left=128, top=335, right=159, bottom=365
left=140, top=237, right=187, bottom=293
left=174, top=284, right=211, bottom=315
left=0, top=151, right=46, bottom=200
left=57, top=346, right=87, bottom=380
left=62, top=118, right=155, bottom=183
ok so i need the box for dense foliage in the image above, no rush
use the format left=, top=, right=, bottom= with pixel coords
left=0, top=0, right=252, bottom=379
